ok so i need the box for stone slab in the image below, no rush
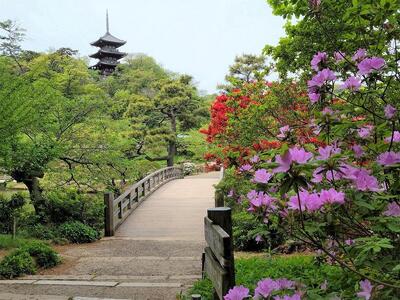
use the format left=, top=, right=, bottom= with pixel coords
left=93, top=275, right=167, bottom=281
left=24, top=275, right=94, bottom=280
left=73, top=297, right=131, bottom=300
left=33, top=280, right=118, bottom=287
left=0, top=280, right=36, bottom=284
left=117, top=282, right=182, bottom=288
left=0, top=293, right=68, bottom=300
left=169, top=275, right=202, bottom=280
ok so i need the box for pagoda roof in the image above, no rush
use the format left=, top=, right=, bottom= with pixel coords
left=89, top=49, right=127, bottom=59
left=91, top=32, right=126, bottom=47
left=90, top=60, right=120, bottom=69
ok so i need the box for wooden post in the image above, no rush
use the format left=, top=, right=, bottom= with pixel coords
left=215, top=190, right=224, bottom=207
left=12, top=216, right=17, bottom=239
left=104, top=192, right=115, bottom=237
left=207, top=208, right=235, bottom=299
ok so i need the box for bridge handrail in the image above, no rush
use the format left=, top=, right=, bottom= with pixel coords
left=104, top=166, right=184, bottom=236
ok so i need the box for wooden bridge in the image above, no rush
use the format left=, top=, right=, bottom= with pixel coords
left=0, top=168, right=221, bottom=300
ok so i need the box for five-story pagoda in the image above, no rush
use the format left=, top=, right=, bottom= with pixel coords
left=90, top=11, right=126, bottom=76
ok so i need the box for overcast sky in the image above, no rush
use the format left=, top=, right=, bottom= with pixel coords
left=0, top=0, right=285, bottom=93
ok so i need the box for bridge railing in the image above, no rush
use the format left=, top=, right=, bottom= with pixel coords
left=103, top=166, right=184, bottom=236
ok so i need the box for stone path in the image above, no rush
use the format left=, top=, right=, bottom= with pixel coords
left=0, top=172, right=220, bottom=300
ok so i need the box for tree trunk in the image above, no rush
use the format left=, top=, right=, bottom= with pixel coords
left=12, top=170, right=46, bottom=221
left=167, top=115, right=177, bottom=167
left=23, top=176, right=47, bottom=220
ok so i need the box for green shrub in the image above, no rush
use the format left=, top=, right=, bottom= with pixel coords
left=188, top=255, right=359, bottom=299
left=232, top=211, right=284, bottom=251
left=26, top=223, right=57, bottom=240
left=0, top=249, right=36, bottom=279
left=58, top=221, right=99, bottom=243
left=0, top=234, right=35, bottom=250
left=186, top=277, right=213, bottom=300
left=0, top=195, right=13, bottom=233
left=44, top=189, right=104, bottom=231
left=22, top=241, right=60, bottom=268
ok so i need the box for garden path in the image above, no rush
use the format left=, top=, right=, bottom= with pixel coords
left=0, top=172, right=220, bottom=300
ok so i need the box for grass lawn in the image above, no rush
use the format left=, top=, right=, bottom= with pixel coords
left=188, top=253, right=359, bottom=300
left=0, top=234, right=40, bottom=251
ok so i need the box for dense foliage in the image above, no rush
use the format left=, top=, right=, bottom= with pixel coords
left=200, top=1, right=400, bottom=299
left=188, top=255, right=358, bottom=300
left=0, top=21, right=210, bottom=240
left=0, top=240, right=60, bottom=278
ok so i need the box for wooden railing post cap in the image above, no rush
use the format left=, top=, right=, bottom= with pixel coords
left=207, top=207, right=231, bottom=213
left=104, top=191, right=114, bottom=198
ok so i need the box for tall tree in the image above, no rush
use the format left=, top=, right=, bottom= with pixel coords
left=219, top=54, right=270, bottom=91
left=264, top=0, right=399, bottom=77
left=0, top=50, right=132, bottom=218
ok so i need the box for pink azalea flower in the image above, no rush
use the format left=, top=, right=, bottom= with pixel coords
left=227, top=190, right=234, bottom=197
left=358, top=57, right=385, bottom=75
left=356, top=279, right=373, bottom=300
left=322, top=107, right=334, bottom=115
left=352, top=48, right=367, bottom=62
left=312, top=167, right=324, bottom=183
left=254, top=169, right=273, bottom=184
left=247, top=190, right=258, bottom=201
left=306, top=192, right=325, bottom=211
left=274, top=295, right=301, bottom=300
left=345, top=239, right=355, bottom=246
left=239, top=164, right=252, bottom=172
left=320, top=188, right=345, bottom=205
left=334, top=51, right=346, bottom=61
left=384, top=131, right=400, bottom=143
left=224, top=285, right=250, bottom=300
left=351, top=169, right=380, bottom=192
left=357, top=125, right=374, bottom=138
left=308, top=68, right=336, bottom=91
left=255, top=278, right=279, bottom=298
left=250, top=155, right=260, bottom=163
left=352, top=144, right=364, bottom=158
left=341, top=76, right=361, bottom=91
left=320, top=280, right=328, bottom=290
left=277, top=125, right=290, bottom=138
left=383, top=202, right=400, bottom=217
left=255, top=235, right=264, bottom=243
left=288, top=190, right=324, bottom=212
left=325, top=169, right=342, bottom=181
left=311, top=52, right=328, bottom=71
left=276, top=278, right=295, bottom=290
left=308, top=92, right=321, bottom=103
left=384, top=104, right=397, bottom=119
left=248, top=191, right=276, bottom=212
left=289, top=147, right=313, bottom=164
left=288, top=193, right=307, bottom=211
left=273, top=152, right=292, bottom=173
left=317, top=145, right=341, bottom=160
left=376, top=151, right=400, bottom=166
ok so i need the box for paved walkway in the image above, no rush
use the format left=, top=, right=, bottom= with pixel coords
left=0, top=172, right=220, bottom=300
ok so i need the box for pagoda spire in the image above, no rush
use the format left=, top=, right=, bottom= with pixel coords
left=106, top=9, right=109, bottom=33
left=89, top=10, right=127, bottom=76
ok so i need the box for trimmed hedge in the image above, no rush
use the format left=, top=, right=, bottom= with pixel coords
left=0, top=249, right=36, bottom=279
left=22, top=241, right=60, bottom=268
left=0, top=240, right=60, bottom=279
left=57, top=221, right=100, bottom=243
